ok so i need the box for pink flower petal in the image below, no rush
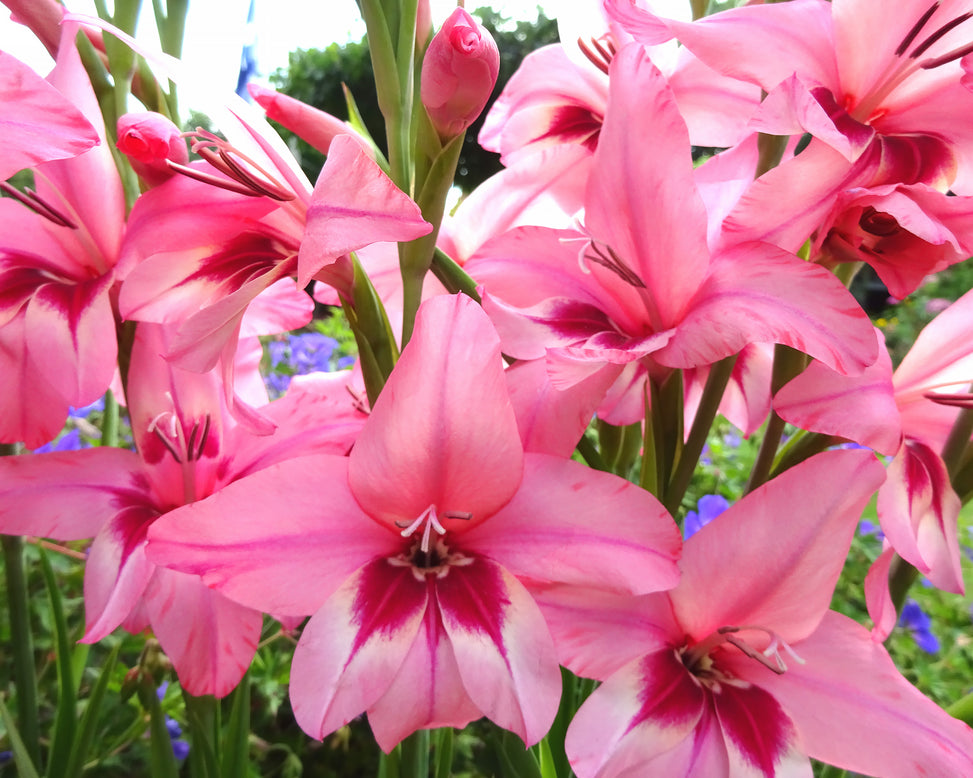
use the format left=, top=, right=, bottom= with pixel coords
left=437, top=557, right=562, bottom=745
left=143, top=567, right=262, bottom=698
left=671, top=449, right=885, bottom=643
left=464, top=454, right=681, bottom=595
left=753, top=612, right=973, bottom=777
left=349, top=294, right=524, bottom=531
left=290, top=559, right=428, bottom=740
left=877, top=439, right=964, bottom=593
left=146, top=456, right=398, bottom=617
left=297, top=135, right=431, bottom=286
left=864, top=545, right=898, bottom=641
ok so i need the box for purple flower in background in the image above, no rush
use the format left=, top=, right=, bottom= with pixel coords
left=31, top=428, right=87, bottom=454
left=683, top=494, right=730, bottom=540
left=265, top=331, right=346, bottom=395
left=69, top=397, right=106, bottom=418
left=858, top=519, right=884, bottom=540
left=900, top=599, right=939, bottom=654
left=156, top=682, right=190, bottom=760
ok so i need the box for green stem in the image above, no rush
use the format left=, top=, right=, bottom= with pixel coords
left=948, top=689, right=973, bottom=726
left=888, top=554, right=919, bottom=616
left=940, top=405, right=973, bottom=479
left=576, top=434, right=611, bottom=473
left=689, top=0, right=708, bottom=19
left=430, top=248, right=480, bottom=301
left=101, top=389, right=120, bottom=448
left=399, top=728, right=429, bottom=778
left=183, top=692, right=221, bottom=778
left=771, top=431, right=839, bottom=478
left=2, top=531, right=40, bottom=769
left=665, top=355, right=737, bottom=515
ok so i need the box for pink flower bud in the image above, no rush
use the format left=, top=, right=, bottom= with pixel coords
left=420, top=8, right=499, bottom=140
left=116, top=111, right=188, bottom=187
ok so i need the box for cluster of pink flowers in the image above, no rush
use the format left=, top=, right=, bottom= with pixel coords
left=3, top=1, right=973, bottom=775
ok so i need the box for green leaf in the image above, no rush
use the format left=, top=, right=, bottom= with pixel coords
left=492, top=730, right=542, bottom=778
left=63, top=644, right=121, bottom=777
left=138, top=677, right=180, bottom=778
left=221, top=674, right=251, bottom=778
left=433, top=727, right=454, bottom=778
left=39, top=548, right=77, bottom=778
left=0, top=697, right=41, bottom=778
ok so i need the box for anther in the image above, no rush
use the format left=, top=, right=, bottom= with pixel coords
left=858, top=207, right=900, bottom=236
left=396, top=505, right=447, bottom=553
left=578, top=36, right=614, bottom=75
left=909, top=12, right=973, bottom=59
left=584, top=242, right=646, bottom=288
left=895, top=2, right=940, bottom=56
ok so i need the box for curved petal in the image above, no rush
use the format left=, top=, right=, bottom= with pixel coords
left=671, top=449, right=885, bottom=643
left=659, top=242, right=877, bottom=377
left=144, top=567, right=262, bottom=698
left=349, top=294, right=524, bottom=530
left=864, top=545, right=898, bottom=641
left=877, top=439, right=964, bottom=594
left=566, top=649, right=707, bottom=778
left=775, top=328, right=902, bottom=455
left=82, top=505, right=158, bottom=642
left=438, top=558, right=562, bottom=746
left=297, top=135, right=431, bottom=285
left=754, top=612, right=973, bottom=777
left=464, top=454, right=681, bottom=596
left=0, top=50, right=98, bottom=179
left=0, top=446, right=145, bottom=539
left=290, top=559, right=428, bottom=740
left=146, top=456, right=399, bottom=617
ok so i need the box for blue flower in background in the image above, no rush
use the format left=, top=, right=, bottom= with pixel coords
left=683, top=494, right=730, bottom=540
left=31, top=428, right=87, bottom=454
left=857, top=519, right=884, bottom=540
left=265, top=332, right=345, bottom=395
left=156, top=682, right=190, bottom=761
left=899, top=599, right=939, bottom=653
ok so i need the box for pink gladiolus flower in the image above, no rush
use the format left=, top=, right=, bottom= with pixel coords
left=146, top=294, right=682, bottom=749
left=117, top=111, right=189, bottom=187
left=541, top=450, right=973, bottom=777
left=421, top=8, right=500, bottom=139
left=0, top=323, right=367, bottom=697
left=467, top=44, right=875, bottom=426
left=0, top=25, right=125, bottom=447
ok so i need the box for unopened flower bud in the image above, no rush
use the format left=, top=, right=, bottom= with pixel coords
left=420, top=8, right=499, bottom=140
left=116, top=112, right=188, bottom=187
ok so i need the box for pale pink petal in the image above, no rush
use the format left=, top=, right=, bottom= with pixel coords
left=0, top=50, right=98, bottom=179
left=146, top=456, right=398, bottom=617
left=586, top=45, right=710, bottom=329
left=463, top=454, right=681, bottom=595
left=753, top=611, right=973, bottom=777
left=349, top=295, right=524, bottom=531
left=239, top=277, right=314, bottom=338
left=692, top=135, right=759, bottom=250
left=877, top=439, right=964, bottom=593
left=775, top=328, right=902, bottom=455
left=143, top=567, right=262, bottom=698
left=659, top=242, right=877, bottom=377
left=864, top=545, right=898, bottom=641
left=82, top=506, right=158, bottom=642
left=25, top=274, right=116, bottom=407
left=366, top=598, right=482, bottom=751
left=0, top=312, right=69, bottom=447
left=685, top=343, right=773, bottom=439
left=566, top=649, right=706, bottom=778
left=290, top=559, right=428, bottom=740
left=671, top=449, right=885, bottom=642
left=0, top=447, right=146, bottom=539
left=297, top=135, right=431, bottom=285
left=438, top=558, right=562, bottom=745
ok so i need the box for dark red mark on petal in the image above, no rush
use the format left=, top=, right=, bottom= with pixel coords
left=351, top=557, right=428, bottom=654
left=434, top=555, right=509, bottom=655
left=712, top=680, right=796, bottom=778
left=630, top=649, right=706, bottom=733
left=533, top=105, right=602, bottom=153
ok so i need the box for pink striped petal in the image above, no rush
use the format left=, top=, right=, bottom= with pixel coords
left=437, top=557, right=561, bottom=745
left=297, top=135, right=431, bottom=286
left=659, top=242, right=877, bottom=377
left=864, top=545, right=898, bottom=641
left=877, top=440, right=964, bottom=593
left=464, top=454, right=681, bottom=595
left=0, top=447, right=146, bottom=539
left=0, top=50, right=98, bottom=179
left=290, top=559, right=429, bottom=740
left=349, top=294, right=524, bottom=531
left=146, top=456, right=398, bottom=617
left=143, top=567, right=262, bottom=698
left=754, top=612, right=973, bottom=777
left=671, top=449, right=885, bottom=643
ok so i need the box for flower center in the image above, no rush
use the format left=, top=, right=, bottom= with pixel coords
left=389, top=505, right=475, bottom=581
left=680, top=625, right=805, bottom=690
left=577, top=34, right=616, bottom=75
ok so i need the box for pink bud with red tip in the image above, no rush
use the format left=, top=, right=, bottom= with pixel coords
left=420, top=8, right=499, bottom=140
left=116, top=112, right=188, bottom=187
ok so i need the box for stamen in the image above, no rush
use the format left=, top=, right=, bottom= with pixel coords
left=149, top=422, right=183, bottom=463
left=895, top=2, right=940, bottom=56
left=187, top=414, right=212, bottom=461
left=395, top=505, right=448, bottom=553
left=0, top=181, right=76, bottom=228
left=443, top=511, right=473, bottom=521
left=585, top=242, right=646, bottom=288
left=578, top=36, right=613, bottom=75
left=910, top=12, right=973, bottom=59
left=920, top=39, right=973, bottom=69
left=718, top=625, right=805, bottom=674
left=925, top=391, right=973, bottom=408
left=858, top=207, right=899, bottom=236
